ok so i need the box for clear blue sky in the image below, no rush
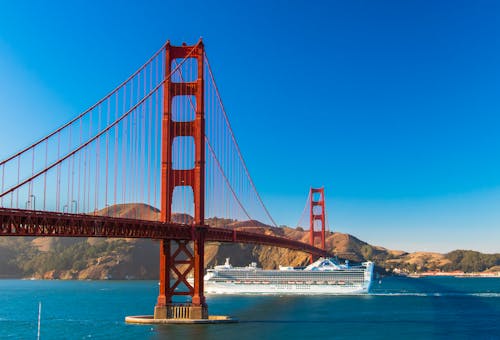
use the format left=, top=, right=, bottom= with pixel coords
left=1, top=1, right=499, bottom=253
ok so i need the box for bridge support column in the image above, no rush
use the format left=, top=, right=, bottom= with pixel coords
left=154, top=239, right=171, bottom=319
left=191, top=226, right=207, bottom=309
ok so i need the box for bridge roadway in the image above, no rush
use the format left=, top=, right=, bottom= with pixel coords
left=0, top=208, right=329, bottom=257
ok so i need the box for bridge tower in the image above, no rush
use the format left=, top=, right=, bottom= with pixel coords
left=309, top=187, right=326, bottom=263
left=154, top=40, right=208, bottom=320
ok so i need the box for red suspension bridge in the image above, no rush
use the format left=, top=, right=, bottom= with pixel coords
left=0, top=40, right=331, bottom=321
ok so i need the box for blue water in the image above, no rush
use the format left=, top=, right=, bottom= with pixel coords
left=1, top=277, right=500, bottom=339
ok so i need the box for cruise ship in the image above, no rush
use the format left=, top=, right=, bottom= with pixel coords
left=203, top=257, right=374, bottom=294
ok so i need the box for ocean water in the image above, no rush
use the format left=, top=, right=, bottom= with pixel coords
left=1, top=277, right=499, bottom=339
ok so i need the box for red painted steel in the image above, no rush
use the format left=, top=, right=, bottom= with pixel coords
left=157, top=40, right=206, bottom=312
left=0, top=208, right=330, bottom=257
left=309, top=187, right=326, bottom=263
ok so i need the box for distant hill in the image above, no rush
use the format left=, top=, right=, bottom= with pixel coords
left=0, top=203, right=498, bottom=279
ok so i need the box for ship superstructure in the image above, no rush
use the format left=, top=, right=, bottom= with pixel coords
left=203, top=257, right=374, bottom=294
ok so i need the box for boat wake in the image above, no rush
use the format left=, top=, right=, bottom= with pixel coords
left=370, top=292, right=500, bottom=297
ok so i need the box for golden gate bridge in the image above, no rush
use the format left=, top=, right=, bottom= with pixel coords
left=0, top=40, right=329, bottom=322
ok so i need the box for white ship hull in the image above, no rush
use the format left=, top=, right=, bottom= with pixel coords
left=202, top=258, right=374, bottom=295
left=205, top=281, right=371, bottom=295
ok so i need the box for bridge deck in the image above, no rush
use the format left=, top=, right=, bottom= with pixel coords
left=0, top=208, right=329, bottom=257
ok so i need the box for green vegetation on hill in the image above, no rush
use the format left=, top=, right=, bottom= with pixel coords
left=443, top=250, right=500, bottom=273
left=24, top=239, right=132, bottom=275
left=0, top=238, right=134, bottom=278
left=0, top=238, right=36, bottom=277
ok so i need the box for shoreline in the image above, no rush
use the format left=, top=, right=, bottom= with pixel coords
left=407, top=272, right=500, bottom=278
